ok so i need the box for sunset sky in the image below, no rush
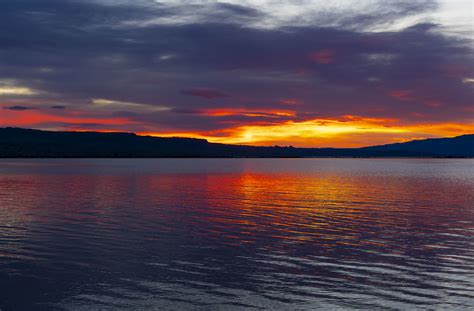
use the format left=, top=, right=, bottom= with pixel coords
left=1, top=0, right=473, bottom=147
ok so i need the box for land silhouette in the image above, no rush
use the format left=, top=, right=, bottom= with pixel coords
left=0, top=127, right=472, bottom=158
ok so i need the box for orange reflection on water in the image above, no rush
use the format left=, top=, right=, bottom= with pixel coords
left=0, top=162, right=473, bottom=256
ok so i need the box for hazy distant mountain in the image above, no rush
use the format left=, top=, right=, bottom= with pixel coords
left=0, top=128, right=472, bottom=158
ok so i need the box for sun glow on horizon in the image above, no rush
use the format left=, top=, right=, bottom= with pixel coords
left=2, top=108, right=473, bottom=148
left=139, top=116, right=474, bottom=148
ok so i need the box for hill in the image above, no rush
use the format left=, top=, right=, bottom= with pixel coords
left=0, top=128, right=472, bottom=158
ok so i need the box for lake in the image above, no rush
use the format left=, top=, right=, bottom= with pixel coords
left=0, top=159, right=473, bottom=310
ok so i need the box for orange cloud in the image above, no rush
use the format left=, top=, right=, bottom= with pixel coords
left=308, top=49, right=334, bottom=64
left=387, top=90, right=446, bottom=108
left=279, top=99, right=298, bottom=105
left=388, top=90, right=413, bottom=101
left=200, top=108, right=295, bottom=118
left=0, top=110, right=135, bottom=128
left=424, top=100, right=442, bottom=108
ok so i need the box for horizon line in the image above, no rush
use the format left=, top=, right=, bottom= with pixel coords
left=2, top=126, right=473, bottom=150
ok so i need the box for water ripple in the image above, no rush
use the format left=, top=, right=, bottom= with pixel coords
left=0, top=159, right=473, bottom=310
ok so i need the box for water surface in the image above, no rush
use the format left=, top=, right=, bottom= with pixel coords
left=0, top=159, right=473, bottom=310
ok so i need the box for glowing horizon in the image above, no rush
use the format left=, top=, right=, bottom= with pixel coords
left=2, top=109, right=472, bottom=148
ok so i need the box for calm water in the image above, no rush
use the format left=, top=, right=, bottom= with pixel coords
left=0, top=159, right=473, bottom=310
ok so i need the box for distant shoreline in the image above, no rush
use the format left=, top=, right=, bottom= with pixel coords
left=1, top=128, right=473, bottom=158
left=1, top=156, right=472, bottom=159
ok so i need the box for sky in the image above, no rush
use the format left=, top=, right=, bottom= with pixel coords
left=0, top=0, right=473, bottom=147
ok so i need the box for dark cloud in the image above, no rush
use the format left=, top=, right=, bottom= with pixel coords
left=3, top=106, right=37, bottom=111
left=0, top=0, right=472, bottom=137
left=181, top=88, right=230, bottom=99
left=214, top=3, right=262, bottom=18
left=50, top=105, right=66, bottom=109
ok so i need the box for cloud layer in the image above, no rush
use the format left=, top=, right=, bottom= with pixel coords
left=0, top=0, right=473, bottom=146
